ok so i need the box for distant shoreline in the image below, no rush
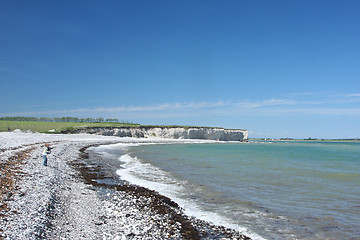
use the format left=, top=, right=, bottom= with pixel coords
left=250, top=138, right=360, bottom=142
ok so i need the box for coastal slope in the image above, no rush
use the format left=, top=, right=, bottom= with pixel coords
left=0, top=132, right=251, bottom=239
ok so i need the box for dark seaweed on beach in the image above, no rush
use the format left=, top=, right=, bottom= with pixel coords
left=73, top=145, right=251, bottom=240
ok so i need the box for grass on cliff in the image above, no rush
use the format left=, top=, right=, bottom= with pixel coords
left=0, top=121, right=140, bottom=133
left=0, top=120, right=245, bottom=133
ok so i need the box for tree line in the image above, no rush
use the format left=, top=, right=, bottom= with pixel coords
left=0, top=116, right=135, bottom=124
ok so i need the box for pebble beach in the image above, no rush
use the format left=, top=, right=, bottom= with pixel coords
left=0, top=131, right=251, bottom=240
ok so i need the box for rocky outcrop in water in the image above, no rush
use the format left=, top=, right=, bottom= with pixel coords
left=64, top=126, right=248, bottom=141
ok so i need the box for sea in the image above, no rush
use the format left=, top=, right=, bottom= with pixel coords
left=93, top=140, right=360, bottom=240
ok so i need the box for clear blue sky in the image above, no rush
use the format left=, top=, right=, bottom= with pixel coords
left=1, top=0, right=359, bottom=139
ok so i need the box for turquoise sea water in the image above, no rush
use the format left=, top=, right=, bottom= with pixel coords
left=99, top=141, right=360, bottom=239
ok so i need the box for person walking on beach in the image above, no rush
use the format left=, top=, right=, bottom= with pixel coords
left=42, top=143, right=51, bottom=166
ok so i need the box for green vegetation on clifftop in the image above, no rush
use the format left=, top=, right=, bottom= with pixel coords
left=0, top=116, right=246, bottom=133
left=0, top=121, right=140, bottom=133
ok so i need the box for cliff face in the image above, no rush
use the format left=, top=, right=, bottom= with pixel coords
left=67, top=127, right=248, bottom=141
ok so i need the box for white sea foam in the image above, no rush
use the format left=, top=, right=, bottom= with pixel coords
left=115, top=152, right=265, bottom=240
left=90, top=139, right=360, bottom=240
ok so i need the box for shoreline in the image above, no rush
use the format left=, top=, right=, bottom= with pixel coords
left=0, top=132, right=251, bottom=239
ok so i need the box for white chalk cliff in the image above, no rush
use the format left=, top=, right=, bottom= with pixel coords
left=69, top=127, right=248, bottom=141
